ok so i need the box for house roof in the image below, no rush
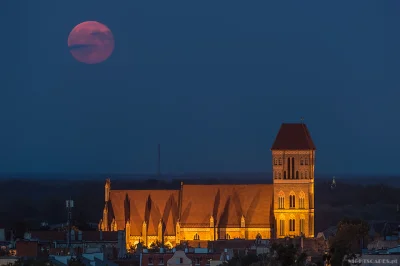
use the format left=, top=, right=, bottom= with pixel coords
left=180, top=184, right=273, bottom=227
left=271, top=123, right=316, bottom=150
left=110, top=189, right=180, bottom=236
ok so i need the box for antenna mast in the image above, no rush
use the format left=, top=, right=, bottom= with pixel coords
left=66, top=198, right=74, bottom=255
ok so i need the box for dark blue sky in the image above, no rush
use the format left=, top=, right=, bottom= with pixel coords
left=0, top=1, right=398, bottom=175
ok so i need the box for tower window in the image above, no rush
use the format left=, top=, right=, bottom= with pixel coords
left=296, top=171, right=299, bottom=179
left=274, top=158, right=278, bottom=165
left=284, top=171, right=287, bottom=179
left=289, top=219, right=295, bottom=232
left=299, top=197, right=305, bottom=209
left=305, top=171, right=308, bottom=178
left=279, top=196, right=285, bottom=209
left=194, top=233, right=200, bottom=240
left=305, top=158, right=309, bottom=165
left=278, top=172, right=281, bottom=179
left=300, top=158, right=304, bottom=165
left=292, top=158, right=295, bottom=179
left=274, top=172, right=277, bottom=179
left=290, top=195, right=296, bottom=208
left=279, top=220, right=285, bottom=236
left=225, top=233, right=231, bottom=240
left=300, top=172, right=304, bottom=179
left=278, top=158, right=282, bottom=165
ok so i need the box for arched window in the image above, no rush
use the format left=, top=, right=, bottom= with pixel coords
left=289, top=192, right=296, bottom=208
left=299, top=191, right=305, bottom=209
left=289, top=219, right=295, bottom=232
left=279, top=215, right=285, bottom=236
left=226, top=233, right=231, bottom=240
left=194, top=233, right=200, bottom=240
left=278, top=191, right=285, bottom=209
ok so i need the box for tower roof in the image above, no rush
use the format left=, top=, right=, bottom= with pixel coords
left=271, top=123, right=316, bottom=150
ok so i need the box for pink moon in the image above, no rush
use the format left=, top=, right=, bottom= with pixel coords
left=68, top=21, right=114, bottom=64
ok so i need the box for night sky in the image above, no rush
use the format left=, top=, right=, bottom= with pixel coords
left=0, top=1, right=398, bottom=175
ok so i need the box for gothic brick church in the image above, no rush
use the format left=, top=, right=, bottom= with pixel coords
left=99, top=123, right=316, bottom=249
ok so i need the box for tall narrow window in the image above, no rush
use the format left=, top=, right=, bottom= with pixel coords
left=278, top=158, right=282, bottom=165
left=289, top=219, right=295, bottom=231
left=300, top=172, right=304, bottom=179
left=296, top=171, right=299, bottom=179
left=300, top=158, right=304, bottom=165
left=226, top=233, right=231, bottom=240
left=194, top=233, right=200, bottom=240
left=305, top=171, right=308, bottom=179
left=278, top=172, right=281, bottom=179
left=274, top=158, right=278, bottom=165
left=289, top=195, right=296, bottom=208
left=292, top=158, right=295, bottom=179
left=299, top=197, right=305, bottom=209
left=287, top=158, right=291, bottom=179
left=305, top=158, right=309, bottom=165
left=284, top=171, right=287, bottom=179
left=279, top=220, right=285, bottom=236
left=279, top=196, right=285, bottom=209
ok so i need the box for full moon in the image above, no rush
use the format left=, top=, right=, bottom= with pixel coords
left=68, top=21, right=114, bottom=64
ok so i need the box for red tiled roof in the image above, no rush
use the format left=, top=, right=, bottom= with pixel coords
left=271, top=123, right=316, bottom=150
left=110, top=190, right=179, bottom=236
left=180, top=184, right=273, bottom=227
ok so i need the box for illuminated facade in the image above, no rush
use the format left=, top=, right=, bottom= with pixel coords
left=98, top=123, right=316, bottom=249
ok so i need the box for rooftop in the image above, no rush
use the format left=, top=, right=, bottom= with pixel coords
left=271, top=123, right=316, bottom=150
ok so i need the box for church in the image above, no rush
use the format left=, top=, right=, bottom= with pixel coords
left=99, top=123, right=316, bottom=249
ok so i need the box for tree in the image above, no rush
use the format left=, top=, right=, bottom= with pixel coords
left=150, top=240, right=164, bottom=252
left=240, top=253, right=259, bottom=266
left=329, top=218, right=369, bottom=265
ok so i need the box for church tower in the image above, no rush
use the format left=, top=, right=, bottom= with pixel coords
left=271, top=123, right=316, bottom=238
